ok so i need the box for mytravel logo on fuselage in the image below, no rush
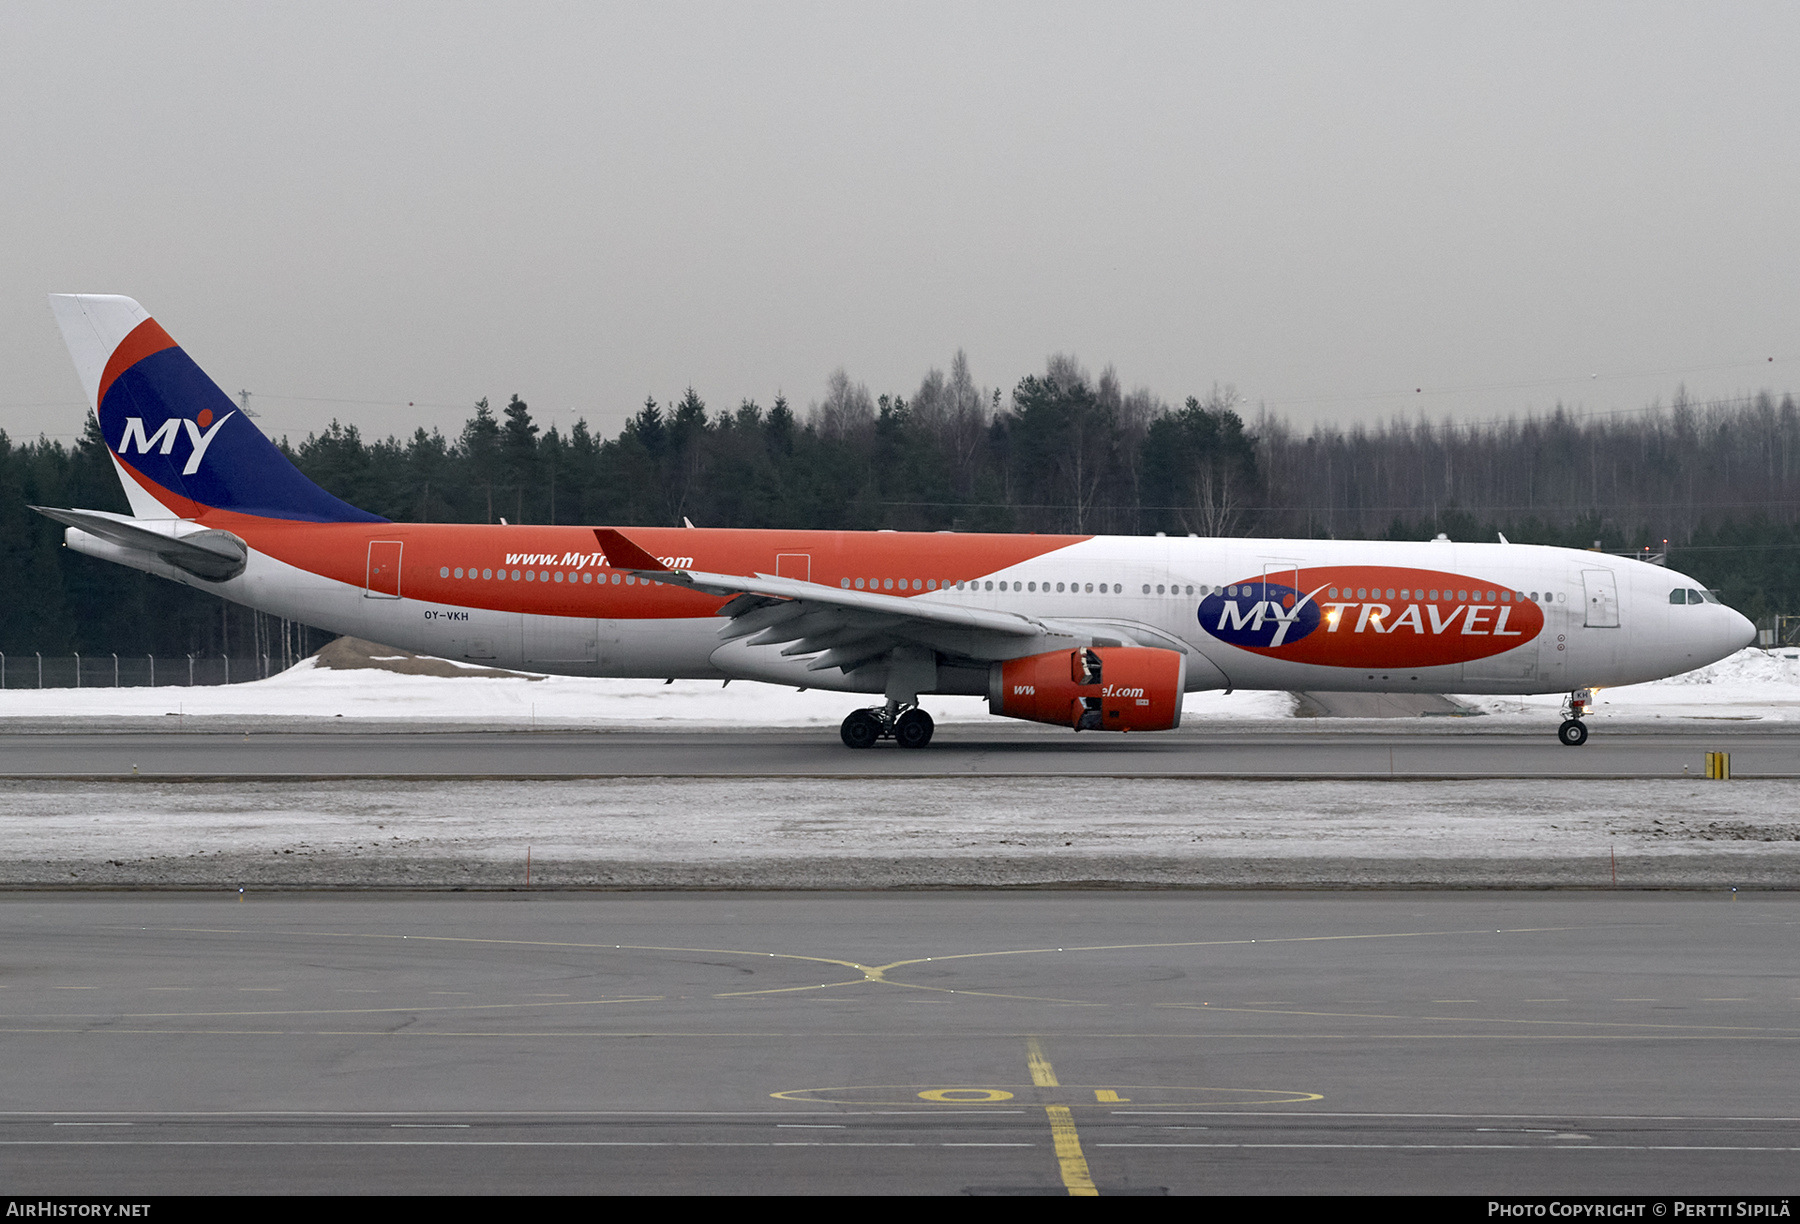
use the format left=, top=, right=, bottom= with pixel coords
left=1198, top=566, right=1546, bottom=668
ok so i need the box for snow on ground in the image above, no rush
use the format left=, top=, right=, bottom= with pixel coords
left=1460, top=648, right=1800, bottom=721
left=4, top=775, right=1795, bottom=888
left=1, top=644, right=1795, bottom=886
left=5, top=775, right=1790, bottom=863
left=0, top=653, right=1296, bottom=724
left=0, top=645, right=1791, bottom=725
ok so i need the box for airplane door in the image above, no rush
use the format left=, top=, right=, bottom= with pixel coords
left=1583, top=569, right=1620, bottom=628
left=777, top=553, right=811, bottom=583
left=1262, top=559, right=1302, bottom=599
left=1263, top=558, right=1304, bottom=617
left=365, top=541, right=403, bottom=599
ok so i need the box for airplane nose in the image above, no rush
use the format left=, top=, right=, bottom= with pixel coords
left=1730, top=608, right=1757, bottom=651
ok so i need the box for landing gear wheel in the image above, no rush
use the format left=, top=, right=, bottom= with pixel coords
left=840, top=709, right=883, bottom=749
left=1558, top=718, right=1589, bottom=747
left=894, top=708, right=935, bottom=749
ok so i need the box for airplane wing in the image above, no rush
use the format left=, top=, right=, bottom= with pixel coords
left=594, top=529, right=1195, bottom=675
left=596, top=527, right=1046, bottom=673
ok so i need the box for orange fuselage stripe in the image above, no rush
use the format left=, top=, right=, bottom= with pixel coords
left=200, top=516, right=1090, bottom=618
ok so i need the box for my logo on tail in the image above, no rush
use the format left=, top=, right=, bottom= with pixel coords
left=119, top=409, right=235, bottom=476
left=50, top=295, right=382, bottom=523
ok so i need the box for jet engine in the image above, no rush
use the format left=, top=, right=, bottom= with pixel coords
left=988, top=646, right=1187, bottom=732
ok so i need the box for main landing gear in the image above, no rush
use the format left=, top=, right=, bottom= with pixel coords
left=840, top=703, right=935, bottom=749
left=1558, top=688, right=1593, bottom=747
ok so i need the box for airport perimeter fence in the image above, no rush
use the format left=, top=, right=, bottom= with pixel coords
left=1759, top=615, right=1800, bottom=649
left=0, top=653, right=294, bottom=690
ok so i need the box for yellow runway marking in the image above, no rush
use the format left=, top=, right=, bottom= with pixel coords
left=129, top=921, right=1760, bottom=1045
left=773, top=1084, right=1321, bottom=1107
left=918, top=1088, right=1014, bottom=1103
left=1027, top=1037, right=1097, bottom=1196
left=147, top=922, right=1583, bottom=986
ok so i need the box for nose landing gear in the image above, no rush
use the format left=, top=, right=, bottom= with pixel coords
left=1558, top=688, right=1594, bottom=746
left=839, top=703, right=935, bottom=749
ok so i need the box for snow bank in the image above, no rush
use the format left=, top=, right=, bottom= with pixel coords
left=0, top=640, right=1784, bottom=726
left=1464, top=648, right=1800, bottom=721
left=0, top=651, right=1295, bottom=724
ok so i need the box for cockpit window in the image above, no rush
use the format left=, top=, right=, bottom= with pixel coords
left=1701, top=589, right=1723, bottom=604
left=1670, top=589, right=1686, bottom=604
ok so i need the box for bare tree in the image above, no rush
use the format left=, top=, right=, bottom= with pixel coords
left=811, top=368, right=876, bottom=443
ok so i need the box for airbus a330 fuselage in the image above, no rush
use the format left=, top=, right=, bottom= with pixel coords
left=39, top=295, right=1755, bottom=747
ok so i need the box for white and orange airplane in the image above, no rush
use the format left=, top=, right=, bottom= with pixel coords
left=39, top=294, right=1754, bottom=748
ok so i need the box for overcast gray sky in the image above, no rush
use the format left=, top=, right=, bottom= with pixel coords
left=3, top=2, right=1796, bottom=446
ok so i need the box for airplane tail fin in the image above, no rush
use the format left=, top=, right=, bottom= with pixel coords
left=48, top=295, right=384, bottom=523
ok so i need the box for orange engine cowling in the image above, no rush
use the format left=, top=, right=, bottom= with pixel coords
left=987, top=646, right=1187, bottom=732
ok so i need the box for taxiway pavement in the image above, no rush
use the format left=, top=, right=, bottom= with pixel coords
left=1, top=720, right=1798, bottom=779
left=1, top=891, right=1794, bottom=1195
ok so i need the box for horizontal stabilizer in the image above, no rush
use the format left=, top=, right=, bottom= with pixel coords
left=32, top=506, right=247, bottom=581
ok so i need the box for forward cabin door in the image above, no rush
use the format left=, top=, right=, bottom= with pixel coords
left=1583, top=569, right=1621, bottom=628
left=1580, top=567, right=1622, bottom=677
left=365, top=541, right=403, bottom=599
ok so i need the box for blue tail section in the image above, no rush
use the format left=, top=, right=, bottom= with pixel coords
left=56, top=296, right=385, bottom=523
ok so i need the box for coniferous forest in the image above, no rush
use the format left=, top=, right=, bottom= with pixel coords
left=4, top=349, right=1798, bottom=660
